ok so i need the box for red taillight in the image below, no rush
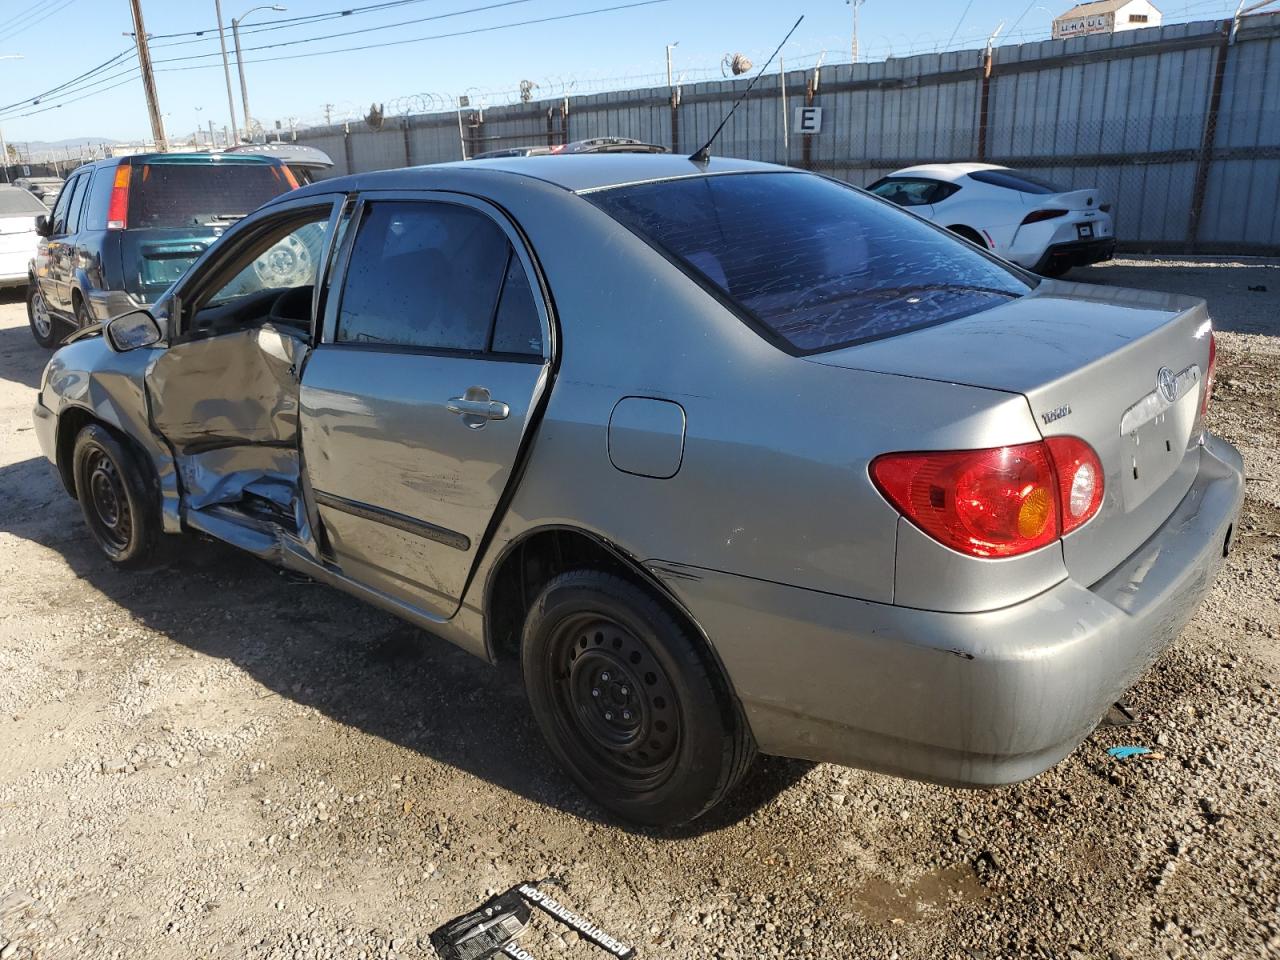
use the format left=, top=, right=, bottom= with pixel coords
left=1201, top=330, right=1217, bottom=417
left=106, top=164, right=131, bottom=230
left=1045, top=436, right=1103, bottom=535
left=871, top=437, right=1104, bottom=558
left=1020, top=208, right=1068, bottom=225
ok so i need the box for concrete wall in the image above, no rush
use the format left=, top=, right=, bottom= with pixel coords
left=296, top=13, right=1280, bottom=254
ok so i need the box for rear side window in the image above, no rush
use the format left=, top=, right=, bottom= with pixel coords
left=590, top=172, right=1030, bottom=354
left=337, top=201, right=536, bottom=353
left=127, top=161, right=293, bottom=229
left=83, top=165, right=117, bottom=231
left=968, top=168, right=1063, bottom=194
left=49, top=177, right=80, bottom=234
left=66, top=171, right=92, bottom=233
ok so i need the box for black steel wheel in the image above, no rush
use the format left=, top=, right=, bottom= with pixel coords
left=72, top=424, right=161, bottom=567
left=522, top=570, right=756, bottom=826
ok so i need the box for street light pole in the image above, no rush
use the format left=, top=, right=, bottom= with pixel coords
left=665, top=41, right=679, bottom=88
left=845, top=0, right=866, bottom=63
left=213, top=0, right=240, bottom=144
left=232, top=5, right=286, bottom=143
left=0, top=54, right=23, bottom=182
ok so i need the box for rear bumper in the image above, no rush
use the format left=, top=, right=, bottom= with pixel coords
left=653, top=433, right=1243, bottom=787
left=1033, top=237, right=1117, bottom=273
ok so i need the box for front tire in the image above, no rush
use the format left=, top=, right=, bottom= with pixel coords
left=27, top=283, right=62, bottom=348
left=72, top=424, right=161, bottom=568
left=73, top=293, right=95, bottom=330
left=521, top=570, right=756, bottom=826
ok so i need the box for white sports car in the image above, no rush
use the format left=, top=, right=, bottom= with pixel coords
left=868, top=163, right=1115, bottom=277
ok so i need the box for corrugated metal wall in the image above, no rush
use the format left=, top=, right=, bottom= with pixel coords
left=296, top=13, right=1280, bottom=254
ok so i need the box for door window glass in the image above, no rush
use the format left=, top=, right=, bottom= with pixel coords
left=49, top=177, right=78, bottom=235
left=868, top=177, right=937, bottom=207
left=66, top=172, right=92, bottom=233
left=202, top=211, right=331, bottom=309
left=489, top=255, right=543, bottom=356
left=336, top=201, right=509, bottom=351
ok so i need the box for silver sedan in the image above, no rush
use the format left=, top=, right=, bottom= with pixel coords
left=32, top=156, right=1243, bottom=826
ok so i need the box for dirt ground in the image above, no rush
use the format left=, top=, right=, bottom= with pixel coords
left=1, top=257, right=1278, bottom=960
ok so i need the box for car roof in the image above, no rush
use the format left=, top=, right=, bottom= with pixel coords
left=288, top=154, right=785, bottom=199
left=886, top=163, right=1008, bottom=182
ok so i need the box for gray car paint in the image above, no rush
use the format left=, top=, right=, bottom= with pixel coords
left=32, top=156, right=1244, bottom=789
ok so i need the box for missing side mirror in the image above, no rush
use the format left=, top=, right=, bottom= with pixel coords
left=106, top=310, right=162, bottom=352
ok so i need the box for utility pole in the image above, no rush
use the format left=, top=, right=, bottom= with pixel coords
left=208, top=119, right=217, bottom=146
left=213, top=0, right=240, bottom=143
left=324, top=103, right=333, bottom=126
left=128, top=0, right=168, bottom=151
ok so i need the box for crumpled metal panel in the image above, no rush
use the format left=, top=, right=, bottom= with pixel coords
left=178, top=445, right=298, bottom=510
left=148, top=325, right=307, bottom=450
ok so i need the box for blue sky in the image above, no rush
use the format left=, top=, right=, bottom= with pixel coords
left=0, top=0, right=1243, bottom=145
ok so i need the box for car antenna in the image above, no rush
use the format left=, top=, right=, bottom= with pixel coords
left=689, top=15, right=804, bottom=164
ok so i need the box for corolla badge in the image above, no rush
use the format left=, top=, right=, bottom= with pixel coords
left=1157, top=366, right=1178, bottom=404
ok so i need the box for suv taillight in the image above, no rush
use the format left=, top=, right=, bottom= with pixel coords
left=1202, top=330, right=1217, bottom=418
left=106, top=164, right=131, bottom=230
left=871, top=438, right=1104, bottom=558
left=1021, top=208, right=1067, bottom=225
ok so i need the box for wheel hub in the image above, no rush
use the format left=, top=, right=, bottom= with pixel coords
left=31, top=292, right=50, bottom=337
left=554, top=615, right=680, bottom=781
left=85, top=452, right=131, bottom=550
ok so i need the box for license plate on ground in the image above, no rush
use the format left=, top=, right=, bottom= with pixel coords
left=1077, top=223, right=1094, bottom=239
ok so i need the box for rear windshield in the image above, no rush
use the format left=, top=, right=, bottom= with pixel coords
left=589, top=172, right=1031, bottom=353
left=128, top=161, right=292, bottom=229
left=0, top=188, right=48, bottom=214
left=968, top=168, right=1064, bottom=194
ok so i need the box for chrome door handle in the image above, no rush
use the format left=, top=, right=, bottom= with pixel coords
left=447, top=387, right=510, bottom=428
left=447, top=398, right=510, bottom=419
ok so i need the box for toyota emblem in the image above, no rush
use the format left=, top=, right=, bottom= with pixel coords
left=1157, top=366, right=1178, bottom=404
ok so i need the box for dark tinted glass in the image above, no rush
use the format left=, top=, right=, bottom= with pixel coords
left=0, top=186, right=49, bottom=215
left=337, top=201, right=509, bottom=350
left=968, top=168, right=1063, bottom=194
left=490, top=255, right=543, bottom=355
left=49, top=177, right=78, bottom=233
left=128, top=161, right=292, bottom=228
left=66, top=172, right=92, bottom=232
left=591, top=172, right=1030, bottom=353
left=868, top=177, right=939, bottom=207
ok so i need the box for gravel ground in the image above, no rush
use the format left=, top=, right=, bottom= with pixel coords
left=0, top=256, right=1277, bottom=960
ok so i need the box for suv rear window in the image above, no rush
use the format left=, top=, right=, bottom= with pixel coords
left=128, top=160, right=293, bottom=229
left=967, top=168, right=1064, bottom=194
left=590, top=172, right=1030, bottom=354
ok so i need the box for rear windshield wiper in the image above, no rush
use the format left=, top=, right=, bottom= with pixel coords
left=201, top=213, right=249, bottom=225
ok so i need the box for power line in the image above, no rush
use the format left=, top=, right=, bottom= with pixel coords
left=944, top=0, right=978, bottom=51
left=1, top=72, right=141, bottom=121
left=148, top=0, right=451, bottom=41
left=153, top=0, right=537, bottom=65
left=155, top=0, right=674, bottom=71
left=0, top=47, right=136, bottom=116
left=0, top=0, right=82, bottom=46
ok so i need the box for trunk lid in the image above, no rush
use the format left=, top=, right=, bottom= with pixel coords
left=810, top=280, right=1213, bottom=585
left=119, top=227, right=220, bottom=302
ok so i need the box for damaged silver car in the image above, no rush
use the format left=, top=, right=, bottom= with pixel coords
left=33, top=156, right=1243, bottom=826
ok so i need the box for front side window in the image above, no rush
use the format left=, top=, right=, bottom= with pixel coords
left=591, top=172, right=1031, bottom=354
left=49, top=176, right=80, bottom=235
left=336, top=201, right=542, bottom=356
left=66, top=171, right=92, bottom=233
left=202, top=212, right=331, bottom=309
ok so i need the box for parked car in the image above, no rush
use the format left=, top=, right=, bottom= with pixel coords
left=471, top=137, right=666, bottom=160
left=868, top=163, right=1116, bottom=276
left=224, top=142, right=334, bottom=185
left=0, top=185, right=49, bottom=289
left=32, top=156, right=1241, bottom=826
left=26, top=152, right=299, bottom=348
left=15, top=176, right=64, bottom=206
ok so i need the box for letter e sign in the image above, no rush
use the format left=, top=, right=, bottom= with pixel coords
left=795, top=106, right=823, bottom=134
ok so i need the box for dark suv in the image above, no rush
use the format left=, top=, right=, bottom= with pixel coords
left=26, top=152, right=297, bottom=347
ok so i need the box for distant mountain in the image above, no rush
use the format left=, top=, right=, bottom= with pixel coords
left=17, top=137, right=120, bottom=150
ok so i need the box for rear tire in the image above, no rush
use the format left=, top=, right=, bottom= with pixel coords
left=27, top=283, right=63, bottom=349
left=521, top=570, right=756, bottom=826
left=72, top=424, right=161, bottom=568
